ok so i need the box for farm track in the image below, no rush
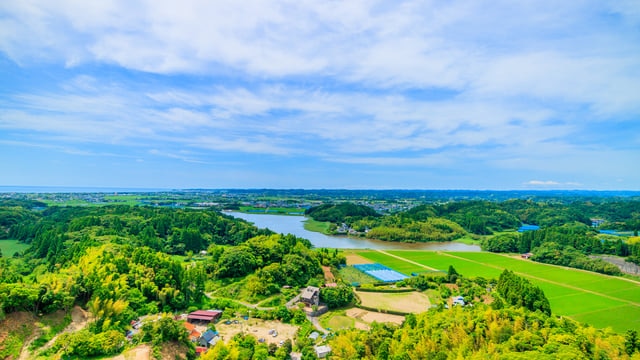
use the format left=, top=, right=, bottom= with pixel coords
left=375, top=249, right=438, bottom=272
left=438, top=252, right=640, bottom=307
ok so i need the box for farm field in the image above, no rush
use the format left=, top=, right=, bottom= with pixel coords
left=354, top=250, right=640, bottom=333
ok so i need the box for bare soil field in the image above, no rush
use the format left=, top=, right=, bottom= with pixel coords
left=345, top=252, right=374, bottom=265
left=356, top=290, right=431, bottom=313
left=345, top=308, right=404, bottom=326
left=217, top=319, right=298, bottom=345
left=321, top=266, right=335, bottom=282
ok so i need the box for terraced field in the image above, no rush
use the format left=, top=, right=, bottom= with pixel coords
left=353, top=249, right=640, bottom=333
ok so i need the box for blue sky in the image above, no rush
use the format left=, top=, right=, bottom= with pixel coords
left=1, top=1, right=639, bottom=190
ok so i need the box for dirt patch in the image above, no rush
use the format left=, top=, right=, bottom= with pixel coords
left=321, top=266, right=335, bottom=282
left=345, top=252, right=374, bottom=265
left=0, top=312, right=37, bottom=360
left=108, top=344, right=151, bottom=360
left=481, top=294, right=494, bottom=305
left=345, top=308, right=404, bottom=326
left=356, top=290, right=431, bottom=313
left=160, top=341, right=189, bottom=360
left=217, top=319, right=298, bottom=345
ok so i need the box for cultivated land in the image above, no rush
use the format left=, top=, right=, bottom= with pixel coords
left=354, top=250, right=640, bottom=333
left=356, top=290, right=431, bottom=314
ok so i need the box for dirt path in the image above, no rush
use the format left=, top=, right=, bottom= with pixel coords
left=17, top=328, right=42, bottom=360
left=205, top=293, right=276, bottom=311
left=108, top=344, right=151, bottom=360
left=439, top=252, right=640, bottom=307
left=375, top=249, right=438, bottom=271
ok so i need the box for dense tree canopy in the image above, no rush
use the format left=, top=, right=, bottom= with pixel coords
left=305, top=202, right=380, bottom=223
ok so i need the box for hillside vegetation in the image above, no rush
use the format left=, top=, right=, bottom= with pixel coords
left=0, top=201, right=344, bottom=359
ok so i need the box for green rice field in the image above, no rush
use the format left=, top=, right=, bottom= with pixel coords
left=354, top=249, right=640, bottom=333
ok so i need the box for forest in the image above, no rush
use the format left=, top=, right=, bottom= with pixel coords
left=306, top=199, right=640, bottom=239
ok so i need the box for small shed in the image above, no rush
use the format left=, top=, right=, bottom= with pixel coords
left=308, top=331, right=320, bottom=341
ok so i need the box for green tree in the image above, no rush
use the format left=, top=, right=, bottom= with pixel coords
left=216, top=247, right=257, bottom=278
left=625, top=329, right=638, bottom=355
left=320, top=285, right=354, bottom=309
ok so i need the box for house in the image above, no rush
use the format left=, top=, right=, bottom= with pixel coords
left=521, top=253, right=533, bottom=260
left=199, top=329, right=220, bottom=348
left=183, top=322, right=202, bottom=342
left=187, top=310, right=222, bottom=324
left=301, top=286, right=320, bottom=306
left=195, top=347, right=208, bottom=356
left=314, top=345, right=332, bottom=358
left=308, top=331, right=320, bottom=341
left=452, top=296, right=465, bottom=306
left=289, top=352, right=302, bottom=360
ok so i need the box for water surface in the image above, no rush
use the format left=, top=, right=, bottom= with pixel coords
left=227, top=212, right=480, bottom=251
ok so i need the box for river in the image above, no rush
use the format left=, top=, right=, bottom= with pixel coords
left=226, top=212, right=481, bottom=251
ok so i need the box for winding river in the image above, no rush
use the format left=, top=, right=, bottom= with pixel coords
left=227, top=212, right=481, bottom=251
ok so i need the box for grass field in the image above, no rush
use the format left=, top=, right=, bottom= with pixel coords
left=339, top=266, right=379, bottom=285
left=319, top=311, right=355, bottom=331
left=0, top=239, right=30, bottom=257
left=303, top=219, right=332, bottom=234
left=355, top=249, right=640, bottom=333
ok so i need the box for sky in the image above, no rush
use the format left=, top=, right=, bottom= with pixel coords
left=0, top=1, right=639, bottom=190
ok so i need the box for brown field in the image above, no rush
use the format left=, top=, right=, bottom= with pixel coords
left=345, top=252, right=374, bottom=265
left=345, top=308, right=405, bottom=327
left=356, top=290, right=431, bottom=313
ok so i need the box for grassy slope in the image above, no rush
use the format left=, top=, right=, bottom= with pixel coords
left=356, top=250, right=640, bottom=333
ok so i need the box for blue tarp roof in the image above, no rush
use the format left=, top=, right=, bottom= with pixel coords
left=353, top=263, right=408, bottom=282
left=518, top=224, right=540, bottom=232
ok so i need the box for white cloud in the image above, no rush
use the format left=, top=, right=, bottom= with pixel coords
left=523, top=180, right=584, bottom=188
left=525, top=180, right=560, bottom=186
